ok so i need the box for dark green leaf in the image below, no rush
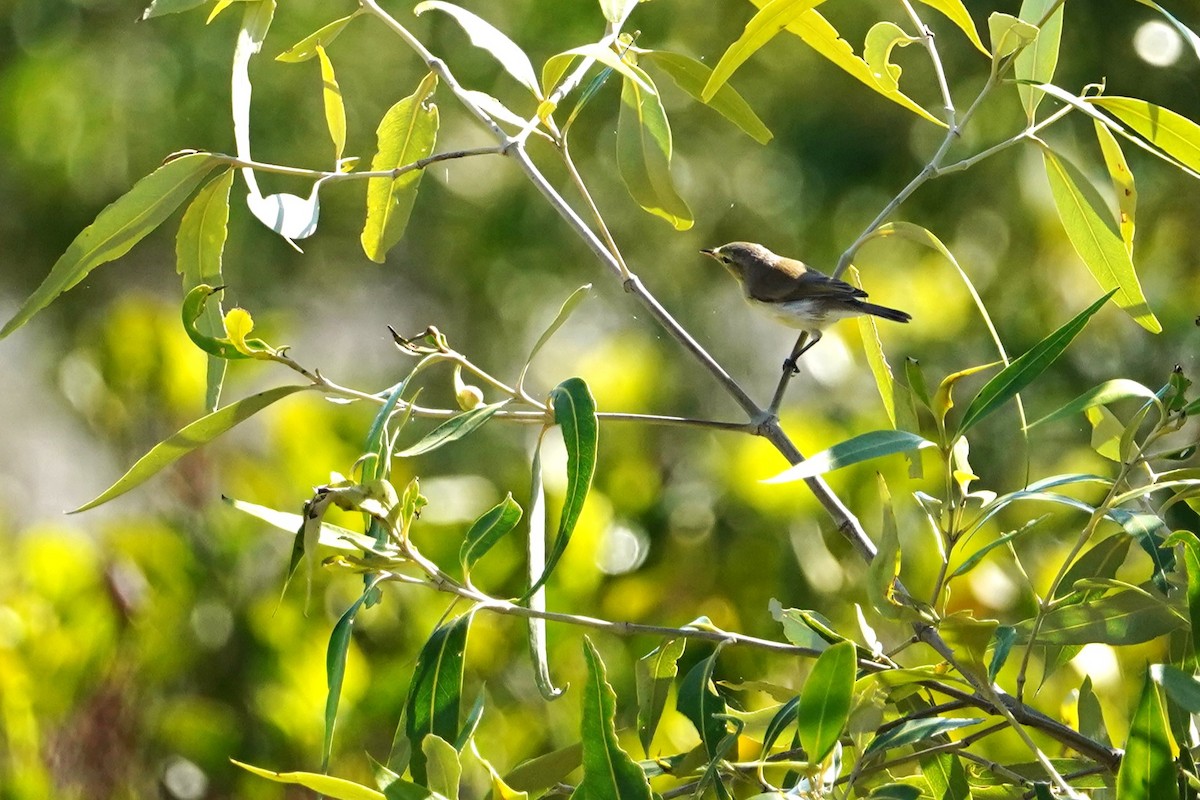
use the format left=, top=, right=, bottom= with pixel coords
left=958, top=290, right=1116, bottom=434
left=2, top=153, right=221, bottom=340
left=636, top=638, right=686, bottom=754
left=405, top=614, right=472, bottom=785
left=796, top=641, right=854, bottom=763
left=1027, top=379, right=1159, bottom=429
left=1017, top=590, right=1185, bottom=645
left=323, top=577, right=384, bottom=770
left=1110, top=510, right=1174, bottom=594
left=950, top=516, right=1047, bottom=579
left=1116, top=671, right=1175, bottom=800
left=71, top=385, right=313, bottom=512
left=764, top=430, right=934, bottom=483
left=863, top=717, right=983, bottom=757
left=454, top=689, right=486, bottom=751
left=460, top=493, right=523, bottom=571
left=1152, top=664, right=1200, bottom=713
left=869, top=785, right=922, bottom=800
left=504, top=742, right=583, bottom=793
left=988, top=626, right=1017, bottom=681
left=1175, top=530, right=1200, bottom=661
left=396, top=401, right=508, bottom=457
left=641, top=50, right=772, bottom=144
left=575, top=638, right=653, bottom=800
left=760, top=696, right=800, bottom=755
left=678, top=648, right=730, bottom=758
left=1077, top=675, right=1111, bottom=746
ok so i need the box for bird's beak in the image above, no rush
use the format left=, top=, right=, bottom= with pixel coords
left=699, top=248, right=716, bottom=257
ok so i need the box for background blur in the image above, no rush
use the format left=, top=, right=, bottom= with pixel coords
left=1, top=0, right=1199, bottom=797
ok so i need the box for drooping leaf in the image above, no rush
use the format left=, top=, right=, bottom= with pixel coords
left=573, top=638, right=653, bottom=800
left=1042, top=151, right=1159, bottom=332
left=1017, top=589, right=1185, bottom=645
left=636, top=638, right=686, bottom=754
left=1174, top=531, right=1200, bottom=661
left=958, top=290, right=1117, bottom=434
left=516, top=284, right=592, bottom=391
left=1090, top=96, right=1200, bottom=173
left=863, top=718, right=984, bottom=757
left=617, top=65, right=693, bottom=230
left=764, top=430, right=935, bottom=483
left=868, top=475, right=907, bottom=620
left=275, top=11, right=362, bottom=62
left=1094, top=119, right=1137, bottom=255
left=422, top=735, right=462, bottom=800
left=914, top=0, right=988, bottom=54
left=1014, top=0, right=1063, bottom=120
left=71, top=385, right=313, bottom=512
left=524, top=434, right=564, bottom=700
left=1116, top=672, right=1176, bottom=799
left=323, top=578, right=383, bottom=770
left=460, top=493, right=523, bottom=571
left=362, top=72, right=440, bottom=263
left=678, top=647, right=730, bottom=758
left=988, top=626, right=1017, bottom=681
left=316, top=45, right=347, bottom=161
left=414, top=2, right=541, bottom=98
left=1077, top=675, right=1111, bottom=746
left=232, top=760, right=385, bottom=800
left=640, top=51, right=772, bottom=144
left=796, top=641, right=855, bottom=763
left=405, top=614, right=472, bottom=785
left=395, top=402, right=509, bottom=457
left=1, top=153, right=221, bottom=340
left=863, top=21, right=918, bottom=93
left=702, top=0, right=831, bottom=101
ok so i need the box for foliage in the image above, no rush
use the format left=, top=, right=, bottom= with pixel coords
left=4, top=1, right=1200, bottom=799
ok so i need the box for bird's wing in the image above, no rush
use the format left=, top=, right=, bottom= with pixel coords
left=748, top=268, right=869, bottom=303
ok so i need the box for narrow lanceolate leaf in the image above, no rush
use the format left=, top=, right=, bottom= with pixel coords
left=525, top=435, right=564, bottom=700
left=702, top=0, right=830, bottom=101
left=641, top=51, right=772, bottom=144
left=796, top=641, right=855, bottom=763
left=1, top=153, right=220, bottom=340
left=1014, top=0, right=1063, bottom=121
left=764, top=430, right=934, bottom=483
left=275, top=11, right=362, bottom=62
left=617, top=65, right=693, bottom=231
left=141, top=0, right=208, bottom=19
left=1090, top=96, right=1200, bottom=173
left=460, top=493, right=523, bottom=571
left=1026, top=378, right=1157, bottom=429
left=1175, top=531, right=1200, bottom=661
left=747, top=0, right=943, bottom=126
left=914, top=0, right=988, bottom=54
left=527, top=378, right=598, bottom=597
left=868, top=475, right=905, bottom=619
left=573, top=639, right=653, bottom=800
left=540, top=43, right=654, bottom=101
left=636, top=638, right=686, bottom=754
left=517, top=284, right=592, bottom=390
left=678, top=648, right=730, bottom=758
left=71, top=385, right=313, bottom=512
left=405, top=614, right=472, bottom=785
left=1116, top=672, right=1176, bottom=800
left=176, top=168, right=235, bottom=412
left=1110, top=510, right=1173, bottom=594
left=957, top=290, right=1116, bottom=435
left=422, top=735, right=462, bottom=800
left=395, top=401, right=508, bottom=457
left=1016, top=590, right=1186, bottom=645
left=414, top=2, right=540, bottom=98
left=232, top=760, right=385, bottom=800
left=316, top=45, right=347, bottom=161
left=1152, top=664, right=1200, bottom=714
left=1042, top=151, right=1159, bottom=332
left=1095, top=120, right=1136, bottom=254
left=863, top=718, right=983, bottom=757
left=920, top=752, right=970, bottom=800
left=1077, top=675, right=1111, bottom=746
left=323, top=578, right=383, bottom=770
left=361, top=72, right=439, bottom=263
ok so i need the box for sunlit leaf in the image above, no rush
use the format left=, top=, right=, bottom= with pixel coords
left=405, top=614, right=472, bottom=785
left=1151, top=664, right=1200, bottom=713
left=1089, top=96, right=1200, bottom=174
left=914, top=0, right=988, bottom=54
left=1094, top=120, right=1137, bottom=255
left=599, top=0, right=639, bottom=24
left=223, top=495, right=382, bottom=553
left=1, top=153, right=221, bottom=340
left=1055, top=534, right=1130, bottom=599
left=1042, top=151, right=1159, bottom=332
left=395, top=401, right=508, bottom=457
left=323, top=578, right=383, bottom=770
left=362, top=72, right=439, bottom=263
left=504, top=742, right=583, bottom=794
left=617, top=65, right=693, bottom=230
left=1017, top=590, right=1185, bottom=645
left=921, top=752, right=970, bottom=800
left=640, top=51, right=772, bottom=144
left=414, top=2, right=541, bottom=98
left=460, top=493, right=523, bottom=571
left=525, top=436, right=564, bottom=700
left=868, top=475, right=906, bottom=620
left=1026, top=379, right=1157, bottom=429
left=764, top=430, right=934, bottom=483
left=958, top=291, right=1116, bottom=434
left=1172, top=531, right=1200, bottom=661
left=1116, top=672, right=1176, bottom=799
left=232, top=760, right=385, bottom=800
left=702, top=0, right=830, bottom=101
left=422, top=735, right=462, bottom=800
left=541, top=42, right=653, bottom=100
left=517, top=284, right=592, bottom=390
left=950, top=516, right=1046, bottom=580
left=316, top=45, right=347, bottom=161
left=678, top=647, right=730, bottom=758
left=575, top=638, right=654, bottom=800
left=1014, top=0, right=1063, bottom=120
left=275, top=11, right=362, bottom=62
left=987, top=13, right=1038, bottom=62
left=938, top=612, right=998, bottom=680
left=863, top=22, right=917, bottom=93
left=796, top=641, right=854, bottom=763
left=636, top=638, right=686, bottom=754
left=141, top=0, right=208, bottom=19
left=863, top=718, right=983, bottom=757
left=1109, top=510, right=1173, bottom=594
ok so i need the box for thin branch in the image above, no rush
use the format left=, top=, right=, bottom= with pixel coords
left=207, top=146, right=504, bottom=183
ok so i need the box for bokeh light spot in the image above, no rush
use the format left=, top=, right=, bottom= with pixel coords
left=1133, top=20, right=1183, bottom=67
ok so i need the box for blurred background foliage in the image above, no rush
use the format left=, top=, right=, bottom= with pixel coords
left=1, top=0, right=1199, bottom=797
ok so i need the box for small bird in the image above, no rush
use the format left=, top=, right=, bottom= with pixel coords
left=700, top=242, right=911, bottom=372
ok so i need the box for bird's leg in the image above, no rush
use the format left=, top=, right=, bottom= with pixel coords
left=781, top=331, right=821, bottom=374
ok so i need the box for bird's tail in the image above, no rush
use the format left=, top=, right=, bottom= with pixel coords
left=857, top=301, right=912, bottom=323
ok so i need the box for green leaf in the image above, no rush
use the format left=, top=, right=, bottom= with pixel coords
left=914, top=0, right=988, bottom=55
left=1042, top=150, right=1160, bottom=332
left=868, top=475, right=906, bottom=620
left=233, top=760, right=385, bottom=800
left=422, top=735, right=461, bottom=800
left=957, top=290, right=1116, bottom=435
left=1095, top=119, right=1137, bottom=255
left=405, top=614, right=472, bottom=785
left=275, top=11, right=362, bottom=62
left=1077, top=675, right=1111, bottom=746
left=517, top=284, right=592, bottom=390
left=222, top=495, right=382, bottom=553
left=414, top=2, right=540, bottom=98
left=573, top=638, right=653, bottom=800
left=796, top=640, right=855, bottom=763
left=1014, top=0, right=1063, bottom=121
left=71, top=385, right=312, bottom=512
left=524, top=435, right=564, bottom=700
left=863, top=21, right=918, bottom=93
left=640, top=51, right=772, bottom=144
left=1116, top=672, right=1176, bottom=800
left=1110, top=510, right=1173, bottom=594
left=1152, top=664, right=1200, bottom=713
left=617, top=65, right=693, bottom=231
left=599, top=0, right=639, bottom=24
left=1017, top=590, right=1185, bottom=645
left=920, top=751, right=970, bottom=800
left=1171, top=530, right=1200, bottom=661
left=141, top=0, right=208, bottom=19
left=760, top=695, right=799, bottom=755
left=459, top=493, right=523, bottom=571
left=949, top=516, right=1047, bottom=579
left=938, top=613, right=999, bottom=680
left=1026, top=379, right=1158, bottom=429
left=395, top=401, right=508, bottom=457
left=869, top=785, right=922, bottom=800
left=541, top=42, right=654, bottom=101
left=932, top=362, right=998, bottom=437
left=988, top=626, right=1017, bottom=681
left=316, top=45, right=347, bottom=162
left=527, top=378, right=598, bottom=596
left=1, top=153, right=221, bottom=340
left=636, top=638, right=686, bottom=754
left=678, top=646, right=730, bottom=758
left=504, top=742, right=583, bottom=794
left=987, top=12, right=1038, bottom=62
left=863, top=718, right=983, bottom=757
left=1090, top=96, right=1200, bottom=173
left=361, top=72, right=439, bottom=263
left=176, top=168, right=234, bottom=412
left=323, top=578, right=383, bottom=770
left=763, top=430, right=934, bottom=483
left=702, top=0, right=831, bottom=101
left=1055, top=534, right=1130, bottom=598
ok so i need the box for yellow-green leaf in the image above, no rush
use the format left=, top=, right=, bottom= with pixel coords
left=702, top=0, right=830, bottom=101
left=575, top=638, right=654, bottom=800
left=863, top=21, right=918, bottom=93
left=541, top=42, right=653, bottom=101
left=415, top=1, right=541, bottom=99
left=316, top=45, right=347, bottom=161
left=599, top=0, right=639, bottom=24
left=1014, top=0, right=1063, bottom=120
left=796, top=641, right=855, bottom=763
left=1116, top=673, right=1177, bottom=799
left=1042, top=150, right=1160, bottom=333
left=616, top=64, right=693, bottom=230
left=1094, top=120, right=1137, bottom=255
left=914, top=0, right=988, bottom=55
left=641, top=50, right=772, bottom=144
left=232, top=760, right=385, bottom=800
left=987, top=13, right=1038, bottom=61
left=361, top=72, right=439, bottom=263
left=275, top=11, right=361, bottom=62
left=1089, top=96, right=1200, bottom=174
